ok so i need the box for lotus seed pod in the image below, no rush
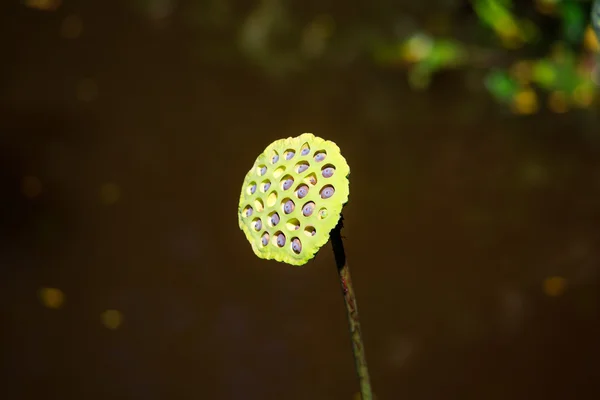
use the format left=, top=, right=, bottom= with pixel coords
left=296, top=184, right=309, bottom=199
left=249, top=182, right=257, bottom=194
left=322, top=166, right=335, bottom=178
left=302, top=201, right=315, bottom=216
left=276, top=232, right=286, bottom=247
left=270, top=212, right=280, bottom=226
left=283, top=199, right=295, bottom=214
left=281, top=176, right=294, bottom=190
left=320, top=185, right=335, bottom=199
left=296, top=162, right=309, bottom=173
left=238, top=133, right=350, bottom=266
left=261, top=232, right=269, bottom=246
left=291, top=238, right=302, bottom=253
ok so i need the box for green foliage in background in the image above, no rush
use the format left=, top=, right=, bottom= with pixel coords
left=127, top=0, right=600, bottom=115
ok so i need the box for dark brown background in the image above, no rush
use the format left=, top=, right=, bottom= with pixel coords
left=1, top=1, right=600, bottom=399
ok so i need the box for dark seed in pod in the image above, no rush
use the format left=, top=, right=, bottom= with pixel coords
left=245, top=207, right=253, bottom=217
left=263, top=182, right=271, bottom=191
left=259, top=166, right=267, bottom=175
left=292, top=238, right=302, bottom=254
left=271, top=213, right=280, bottom=226
left=272, top=154, right=279, bottom=163
left=283, top=200, right=295, bottom=214
left=314, top=152, right=326, bottom=162
left=301, top=147, right=310, bottom=156
left=261, top=233, right=269, bottom=246
left=285, top=151, right=295, bottom=160
left=296, top=185, right=308, bottom=199
left=276, top=233, right=286, bottom=247
left=322, top=167, right=334, bottom=178
left=282, top=178, right=294, bottom=190
left=254, top=219, right=262, bottom=230
left=302, top=202, right=315, bottom=217
left=320, top=186, right=335, bottom=199
left=297, top=163, right=309, bottom=173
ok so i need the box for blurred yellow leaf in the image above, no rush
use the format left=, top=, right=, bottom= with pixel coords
left=511, top=88, right=539, bottom=115
left=101, top=310, right=123, bottom=330
left=543, top=276, right=567, bottom=297
left=39, top=287, right=65, bottom=309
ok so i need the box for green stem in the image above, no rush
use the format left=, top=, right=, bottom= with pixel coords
left=331, top=216, right=373, bottom=400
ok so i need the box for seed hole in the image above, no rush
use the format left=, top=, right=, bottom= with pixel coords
left=260, top=180, right=271, bottom=193
left=291, top=237, right=302, bottom=254
left=320, top=185, right=335, bottom=199
left=321, top=165, right=335, bottom=178
left=318, top=208, right=328, bottom=219
left=254, top=198, right=264, bottom=212
left=304, top=226, right=316, bottom=236
left=261, top=232, right=270, bottom=246
left=314, top=150, right=327, bottom=162
left=281, top=175, right=295, bottom=191
left=296, top=161, right=310, bottom=174
left=267, top=191, right=277, bottom=207
left=271, top=151, right=279, bottom=164
left=304, top=173, right=317, bottom=186
left=286, top=218, right=300, bottom=231
left=257, top=165, right=267, bottom=176
left=302, top=201, right=315, bottom=217
left=248, top=182, right=257, bottom=195
left=295, top=184, right=309, bottom=199
left=300, top=143, right=311, bottom=156
left=274, top=231, right=286, bottom=247
left=284, top=149, right=296, bottom=160
left=268, top=211, right=280, bottom=227
left=273, top=166, right=286, bottom=178
left=243, top=205, right=253, bottom=217
left=252, top=218, right=262, bottom=231
left=282, top=198, right=295, bottom=214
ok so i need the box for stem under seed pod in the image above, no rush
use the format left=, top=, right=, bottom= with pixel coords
left=330, top=216, right=373, bottom=400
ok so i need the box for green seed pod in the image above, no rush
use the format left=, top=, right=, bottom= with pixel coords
left=238, top=133, right=350, bottom=266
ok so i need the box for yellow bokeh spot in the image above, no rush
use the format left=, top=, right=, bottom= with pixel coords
left=511, top=88, right=539, bottom=115
left=543, top=276, right=567, bottom=297
left=23, top=0, right=61, bottom=11
left=100, top=183, right=120, bottom=205
left=572, top=84, right=595, bottom=108
left=60, top=15, right=83, bottom=39
left=584, top=26, right=600, bottom=53
left=101, top=309, right=123, bottom=330
left=547, top=91, right=569, bottom=113
left=39, top=287, right=65, bottom=309
left=21, top=175, right=42, bottom=198
left=402, top=34, right=433, bottom=63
